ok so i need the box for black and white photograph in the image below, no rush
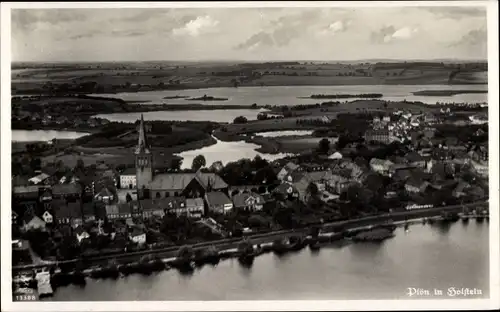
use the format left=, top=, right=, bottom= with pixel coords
left=1, top=1, right=498, bottom=311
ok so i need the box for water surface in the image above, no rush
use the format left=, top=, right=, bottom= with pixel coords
left=49, top=221, right=489, bottom=301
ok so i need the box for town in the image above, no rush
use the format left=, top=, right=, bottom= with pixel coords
left=12, top=100, right=489, bottom=283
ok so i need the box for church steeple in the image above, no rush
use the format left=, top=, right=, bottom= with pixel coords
left=135, top=114, right=150, bottom=154
left=135, top=114, right=153, bottom=199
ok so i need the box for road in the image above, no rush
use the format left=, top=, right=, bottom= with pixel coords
left=12, top=200, right=488, bottom=272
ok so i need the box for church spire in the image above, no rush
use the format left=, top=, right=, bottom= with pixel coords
left=135, top=114, right=150, bottom=154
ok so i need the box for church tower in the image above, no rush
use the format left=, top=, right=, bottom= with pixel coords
left=135, top=114, right=153, bottom=199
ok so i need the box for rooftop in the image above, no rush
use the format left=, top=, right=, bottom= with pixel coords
left=205, top=191, right=232, bottom=207
left=148, top=173, right=227, bottom=191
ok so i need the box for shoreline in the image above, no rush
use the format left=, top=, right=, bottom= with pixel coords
left=11, top=208, right=488, bottom=299
left=12, top=200, right=487, bottom=274
left=11, top=81, right=489, bottom=98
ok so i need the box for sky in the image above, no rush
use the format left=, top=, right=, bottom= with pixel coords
left=10, top=6, right=488, bottom=62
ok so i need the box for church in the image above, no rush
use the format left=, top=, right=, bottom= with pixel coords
left=134, top=114, right=229, bottom=200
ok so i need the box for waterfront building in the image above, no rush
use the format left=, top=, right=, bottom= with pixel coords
left=129, top=227, right=146, bottom=245
left=74, top=226, right=90, bottom=244
left=185, top=198, right=205, bottom=218
left=205, top=191, right=233, bottom=214
left=232, top=192, right=265, bottom=212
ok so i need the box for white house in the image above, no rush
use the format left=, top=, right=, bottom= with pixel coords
left=74, top=226, right=90, bottom=244
left=129, top=228, right=146, bottom=245
left=23, top=215, right=46, bottom=232
left=277, top=162, right=300, bottom=181
left=42, top=211, right=53, bottom=224
left=370, top=158, right=394, bottom=176
left=94, top=187, right=115, bottom=204
left=328, top=151, right=343, bottom=160
left=120, top=168, right=137, bottom=189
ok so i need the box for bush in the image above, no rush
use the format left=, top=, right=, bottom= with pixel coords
left=233, top=116, right=248, bottom=124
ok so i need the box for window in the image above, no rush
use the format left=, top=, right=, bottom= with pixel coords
left=156, top=192, right=161, bottom=198
left=165, top=192, right=169, bottom=197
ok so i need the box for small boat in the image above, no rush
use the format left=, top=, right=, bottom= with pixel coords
left=461, top=214, right=469, bottom=223
left=476, top=215, right=484, bottom=222
left=404, top=223, right=410, bottom=231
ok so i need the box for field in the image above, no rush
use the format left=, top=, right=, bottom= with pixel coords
left=11, top=61, right=487, bottom=95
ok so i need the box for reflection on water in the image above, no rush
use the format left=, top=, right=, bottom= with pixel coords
left=11, top=130, right=89, bottom=142
left=94, top=109, right=267, bottom=123
left=254, top=130, right=314, bottom=137
left=49, top=220, right=489, bottom=301
left=176, top=136, right=293, bottom=169
left=89, top=85, right=488, bottom=106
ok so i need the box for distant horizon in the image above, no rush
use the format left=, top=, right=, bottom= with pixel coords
left=11, top=7, right=487, bottom=62
left=11, top=58, right=489, bottom=65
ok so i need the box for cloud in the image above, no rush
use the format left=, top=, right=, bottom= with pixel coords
left=371, top=25, right=418, bottom=44
left=235, top=31, right=275, bottom=50
left=172, top=15, right=220, bottom=37
left=449, top=27, right=487, bottom=47
left=318, top=20, right=352, bottom=36
left=419, top=7, right=486, bottom=20
left=235, top=9, right=322, bottom=50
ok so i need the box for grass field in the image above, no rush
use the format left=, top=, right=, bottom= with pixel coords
left=11, top=61, right=487, bottom=95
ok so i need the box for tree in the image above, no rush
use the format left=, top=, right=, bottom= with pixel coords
left=306, top=182, right=319, bottom=200
left=317, top=138, right=330, bottom=154
left=171, top=158, right=182, bottom=171
left=76, top=158, right=85, bottom=171
left=233, top=116, right=248, bottom=124
left=191, top=155, right=206, bottom=171
left=29, top=158, right=41, bottom=171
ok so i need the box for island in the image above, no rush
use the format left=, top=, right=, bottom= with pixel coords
left=185, top=95, right=228, bottom=101
left=162, top=95, right=190, bottom=99
left=299, top=93, right=384, bottom=99
left=412, top=90, right=488, bottom=96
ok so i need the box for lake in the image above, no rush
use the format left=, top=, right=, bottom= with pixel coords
left=176, top=136, right=293, bottom=169
left=90, top=85, right=488, bottom=106
left=48, top=221, right=489, bottom=301
left=253, top=130, right=314, bottom=137
left=93, top=109, right=268, bottom=123
left=11, top=130, right=89, bottom=142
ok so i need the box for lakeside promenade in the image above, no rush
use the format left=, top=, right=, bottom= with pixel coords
left=12, top=200, right=487, bottom=273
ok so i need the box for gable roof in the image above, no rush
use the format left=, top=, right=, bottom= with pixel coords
left=52, top=183, right=82, bottom=195
left=148, top=173, right=227, bottom=191
left=120, top=167, right=136, bottom=176
left=232, top=193, right=264, bottom=208
left=205, top=191, right=232, bottom=207
left=53, top=200, right=83, bottom=219
left=95, top=187, right=114, bottom=198
left=140, top=197, right=186, bottom=212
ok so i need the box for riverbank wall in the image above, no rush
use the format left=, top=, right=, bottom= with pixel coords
left=12, top=201, right=485, bottom=274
